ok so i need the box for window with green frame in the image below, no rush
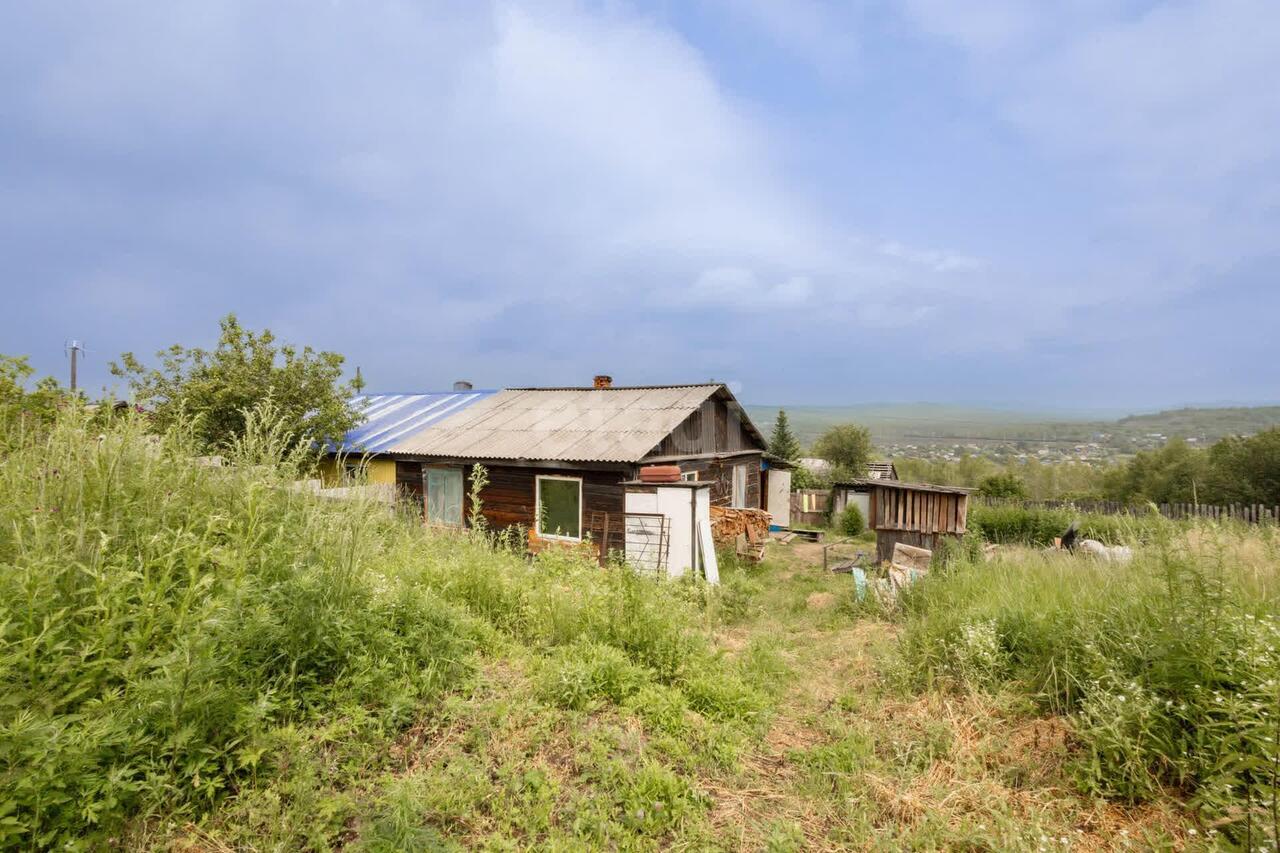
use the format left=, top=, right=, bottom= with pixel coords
left=536, top=476, right=582, bottom=540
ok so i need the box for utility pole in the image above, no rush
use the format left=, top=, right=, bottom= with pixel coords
left=67, top=339, right=84, bottom=391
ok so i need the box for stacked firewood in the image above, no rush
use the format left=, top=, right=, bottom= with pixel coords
left=709, top=506, right=772, bottom=545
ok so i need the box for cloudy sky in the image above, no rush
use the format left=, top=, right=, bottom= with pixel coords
left=2, top=1, right=1277, bottom=409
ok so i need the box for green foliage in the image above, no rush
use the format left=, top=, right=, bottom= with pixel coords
left=767, top=409, right=801, bottom=463
left=538, top=641, right=648, bottom=709
left=812, top=423, right=873, bottom=482
left=0, top=402, right=769, bottom=847
left=789, top=464, right=825, bottom=490
left=896, top=531, right=1280, bottom=843
left=967, top=503, right=1170, bottom=546
left=838, top=503, right=865, bottom=537
left=0, top=407, right=479, bottom=847
left=896, top=455, right=1108, bottom=501
left=0, top=353, right=33, bottom=405
left=467, top=462, right=489, bottom=532
left=110, top=313, right=359, bottom=455
left=0, top=353, right=72, bottom=437
left=1101, top=428, right=1280, bottom=507
left=1101, top=438, right=1211, bottom=505
left=1205, top=427, right=1280, bottom=505
left=977, top=471, right=1027, bottom=499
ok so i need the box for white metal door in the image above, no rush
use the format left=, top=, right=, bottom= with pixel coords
left=767, top=468, right=791, bottom=527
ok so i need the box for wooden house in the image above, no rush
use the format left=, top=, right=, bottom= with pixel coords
left=326, top=378, right=769, bottom=562
left=841, top=478, right=972, bottom=562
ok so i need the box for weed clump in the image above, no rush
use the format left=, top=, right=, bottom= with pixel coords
left=897, top=528, right=1280, bottom=844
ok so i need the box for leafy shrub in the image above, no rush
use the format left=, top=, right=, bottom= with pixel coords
left=838, top=503, right=865, bottom=537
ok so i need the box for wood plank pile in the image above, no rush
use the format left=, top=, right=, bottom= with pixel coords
left=709, top=506, right=772, bottom=545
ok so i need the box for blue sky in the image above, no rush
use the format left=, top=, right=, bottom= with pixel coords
left=2, top=1, right=1277, bottom=410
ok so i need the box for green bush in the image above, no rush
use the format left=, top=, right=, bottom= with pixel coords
left=838, top=503, right=866, bottom=537
left=967, top=503, right=1173, bottom=546
left=897, top=530, right=1280, bottom=843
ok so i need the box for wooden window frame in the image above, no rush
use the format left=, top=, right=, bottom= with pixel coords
left=535, top=474, right=583, bottom=542
left=423, top=464, right=465, bottom=528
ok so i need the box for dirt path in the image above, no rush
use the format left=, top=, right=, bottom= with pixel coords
left=702, top=544, right=1193, bottom=851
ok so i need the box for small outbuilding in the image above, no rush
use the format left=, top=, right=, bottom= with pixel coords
left=836, top=478, right=972, bottom=563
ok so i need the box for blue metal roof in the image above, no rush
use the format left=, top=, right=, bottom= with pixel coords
left=336, top=391, right=495, bottom=454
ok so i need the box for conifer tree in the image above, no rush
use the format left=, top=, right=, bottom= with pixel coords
left=768, top=408, right=801, bottom=462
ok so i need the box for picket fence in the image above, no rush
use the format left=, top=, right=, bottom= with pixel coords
left=790, top=489, right=832, bottom=529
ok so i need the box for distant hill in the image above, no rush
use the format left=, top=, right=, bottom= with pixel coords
left=746, top=404, right=1280, bottom=453
left=1113, top=406, right=1280, bottom=438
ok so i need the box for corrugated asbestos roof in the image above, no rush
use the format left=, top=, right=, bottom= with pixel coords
left=394, top=385, right=725, bottom=462
left=336, top=391, right=495, bottom=453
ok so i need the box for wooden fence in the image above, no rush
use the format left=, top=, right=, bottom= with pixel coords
left=790, top=489, right=832, bottom=529
left=975, top=496, right=1280, bottom=524
left=791, top=490, right=1280, bottom=527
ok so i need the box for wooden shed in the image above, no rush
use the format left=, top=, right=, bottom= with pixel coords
left=853, top=479, right=972, bottom=563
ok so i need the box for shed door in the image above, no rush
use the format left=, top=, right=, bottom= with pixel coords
left=425, top=467, right=464, bottom=526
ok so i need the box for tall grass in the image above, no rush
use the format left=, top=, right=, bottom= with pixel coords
left=898, top=526, right=1280, bottom=845
left=0, top=406, right=750, bottom=848
left=0, top=409, right=481, bottom=846
left=968, top=502, right=1187, bottom=546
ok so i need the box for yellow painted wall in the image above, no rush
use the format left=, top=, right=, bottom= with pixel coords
left=319, top=456, right=398, bottom=486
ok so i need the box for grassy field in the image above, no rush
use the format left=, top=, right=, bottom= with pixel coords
left=1, top=410, right=1276, bottom=850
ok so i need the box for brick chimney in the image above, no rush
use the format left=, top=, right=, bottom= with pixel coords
left=593, top=374, right=613, bottom=389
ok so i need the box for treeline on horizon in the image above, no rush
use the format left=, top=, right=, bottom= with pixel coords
left=871, top=435, right=1278, bottom=508
left=768, top=407, right=1280, bottom=508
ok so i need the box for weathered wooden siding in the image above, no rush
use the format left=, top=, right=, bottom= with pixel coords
left=676, top=454, right=762, bottom=509
left=875, top=530, right=951, bottom=563
left=647, top=395, right=758, bottom=458
left=468, top=464, right=629, bottom=553
left=867, top=482, right=970, bottom=563
left=869, top=486, right=967, bottom=535
left=395, top=460, right=425, bottom=511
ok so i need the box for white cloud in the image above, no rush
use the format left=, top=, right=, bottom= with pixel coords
left=900, top=0, right=1280, bottom=291
left=686, top=267, right=813, bottom=310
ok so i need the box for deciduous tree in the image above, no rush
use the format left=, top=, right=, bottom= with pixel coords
left=812, top=423, right=873, bottom=482
left=111, top=314, right=359, bottom=455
